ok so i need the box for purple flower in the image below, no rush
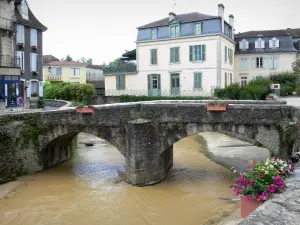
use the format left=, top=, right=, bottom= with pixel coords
left=261, top=191, right=270, bottom=200
left=247, top=195, right=252, bottom=201
left=268, top=184, right=277, bottom=193
left=246, top=180, right=254, bottom=186
left=241, top=186, right=246, bottom=191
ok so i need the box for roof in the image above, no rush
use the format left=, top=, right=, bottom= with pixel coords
left=235, top=28, right=300, bottom=39
left=137, top=12, right=219, bottom=29
left=14, top=6, right=47, bottom=31
left=43, top=55, right=59, bottom=64
left=46, top=61, right=87, bottom=66
left=86, top=64, right=104, bottom=69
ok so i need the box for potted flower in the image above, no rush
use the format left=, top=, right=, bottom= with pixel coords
left=232, top=158, right=295, bottom=218
left=207, top=97, right=228, bottom=111
left=30, top=92, right=39, bottom=100
left=33, top=71, right=39, bottom=76
left=17, top=43, right=25, bottom=48
left=32, top=45, right=38, bottom=50
left=76, top=103, right=94, bottom=114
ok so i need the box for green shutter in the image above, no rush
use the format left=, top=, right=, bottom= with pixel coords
left=199, top=73, right=202, bottom=88
left=158, top=74, right=161, bottom=95
left=202, top=45, right=206, bottom=61
left=170, top=48, right=173, bottom=63
left=225, top=73, right=227, bottom=87
left=194, top=72, right=202, bottom=89
left=116, top=75, right=119, bottom=90
left=189, top=46, right=193, bottom=62
left=122, top=75, right=125, bottom=89
left=175, top=47, right=179, bottom=62
left=154, top=49, right=157, bottom=64
left=150, top=49, right=153, bottom=64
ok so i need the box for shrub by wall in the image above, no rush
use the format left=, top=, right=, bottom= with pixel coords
left=119, top=95, right=210, bottom=102
left=44, top=82, right=96, bottom=105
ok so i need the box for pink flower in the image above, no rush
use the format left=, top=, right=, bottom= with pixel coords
left=268, top=184, right=277, bottom=193
left=255, top=194, right=261, bottom=200
left=246, top=180, right=254, bottom=186
left=241, top=186, right=246, bottom=191
left=253, top=160, right=257, bottom=165
left=247, top=195, right=252, bottom=201
left=258, top=174, right=264, bottom=179
left=247, top=164, right=252, bottom=169
left=261, top=191, right=269, bottom=201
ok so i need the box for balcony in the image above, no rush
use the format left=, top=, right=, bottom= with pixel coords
left=103, top=63, right=137, bottom=75
left=0, top=55, right=20, bottom=68
left=47, top=75, right=62, bottom=81
left=0, top=16, right=14, bottom=32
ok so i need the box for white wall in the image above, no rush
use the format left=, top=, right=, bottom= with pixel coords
left=220, top=36, right=235, bottom=88
left=234, top=52, right=297, bottom=84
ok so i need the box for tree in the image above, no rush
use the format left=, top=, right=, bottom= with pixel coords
left=65, top=54, right=73, bottom=61
left=86, top=58, right=93, bottom=65
left=79, top=57, right=86, bottom=63
left=292, top=58, right=300, bottom=74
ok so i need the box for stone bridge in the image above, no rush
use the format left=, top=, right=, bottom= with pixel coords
left=1, top=101, right=300, bottom=186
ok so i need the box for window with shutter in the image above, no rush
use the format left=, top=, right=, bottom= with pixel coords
left=170, top=24, right=180, bottom=37
left=190, top=45, right=206, bottom=62
left=30, top=28, right=38, bottom=47
left=16, top=51, right=25, bottom=71
left=30, top=53, right=38, bottom=72
left=194, top=72, right=202, bottom=89
left=255, top=38, right=265, bottom=49
left=17, top=25, right=25, bottom=44
left=151, top=49, right=157, bottom=65
left=170, top=47, right=180, bottom=63
left=239, top=39, right=249, bottom=50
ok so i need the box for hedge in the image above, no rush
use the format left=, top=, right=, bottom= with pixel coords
left=119, top=95, right=210, bottom=102
left=44, top=82, right=96, bottom=105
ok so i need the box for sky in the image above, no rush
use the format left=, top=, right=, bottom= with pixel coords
left=27, top=0, right=300, bottom=65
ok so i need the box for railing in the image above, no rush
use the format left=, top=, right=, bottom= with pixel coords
left=47, top=75, right=62, bottom=81
left=0, top=55, right=20, bottom=68
left=0, top=16, right=14, bottom=31
left=103, top=63, right=137, bottom=75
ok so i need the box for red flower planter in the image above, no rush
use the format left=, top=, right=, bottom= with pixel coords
left=76, top=107, right=94, bottom=114
left=207, top=104, right=227, bottom=112
left=240, top=196, right=263, bottom=218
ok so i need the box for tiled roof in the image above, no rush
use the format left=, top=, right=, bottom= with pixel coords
left=14, top=7, right=47, bottom=31
left=235, top=28, right=300, bottom=38
left=86, top=64, right=104, bottom=69
left=43, top=55, right=59, bottom=64
left=47, top=61, right=87, bottom=66
left=137, top=12, right=219, bottom=29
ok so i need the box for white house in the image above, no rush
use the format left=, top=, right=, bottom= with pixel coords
left=234, top=29, right=300, bottom=85
left=105, top=4, right=235, bottom=96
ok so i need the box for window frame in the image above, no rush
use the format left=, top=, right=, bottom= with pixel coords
left=16, top=24, right=25, bottom=44
left=116, top=75, right=125, bottom=90
left=30, top=28, right=38, bottom=47
left=170, top=47, right=180, bottom=63
left=194, top=22, right=202, bottom=35
left=70, top=68, right=80, bottom=76
left=190, top=45, right=206, bottom=62
left=256, top=57, right=263, bottom=68
left=150, top=49, right=158, bottom=65
left=194, top=72, right=202, bottom=89
left=30, top=53, right=38, bottom=72
left=225, top=46, right=228, bottom=63
left=240, top=76, right=248, bottom=86
left=151, top=28, right=158, bottom=40
left=169, top=24, right=180, bottom=37
left=16, top=51, right=25, bottom=71
left=56, top=67, right=62, bottom=76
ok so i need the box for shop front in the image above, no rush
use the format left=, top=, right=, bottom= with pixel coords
left=0, top=75, right=21, bottom=108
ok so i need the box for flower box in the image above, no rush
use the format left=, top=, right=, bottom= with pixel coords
left=240, top=196, right=263, bottom=218
left=17, top=43, right=25, bottom=48
left=76, top=107, right=94, bottom=114
left=33, top=71, right=39, bottom=76
left=32, top=45, right=38, bottom=50
left=207, top=104, right=227, bottom=111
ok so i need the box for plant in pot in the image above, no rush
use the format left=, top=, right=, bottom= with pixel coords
left=232, top=158, right=295, bottom=218
left=76, top=102, right=94, bottom=114
left=207, top=97, right=228, bottom=111
left=32, top=45, right=38, bottom=50
left=31, top=92, right=39, bottom=100
left=33, top=71, right=39, bottom=76
left=17, top=43, right=25, bottom=48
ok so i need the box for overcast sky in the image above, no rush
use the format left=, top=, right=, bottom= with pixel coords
left=28, top=0, right=300, bottom=65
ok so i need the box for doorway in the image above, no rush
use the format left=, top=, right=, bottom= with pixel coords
left=171, top=73, right=180, bottom=96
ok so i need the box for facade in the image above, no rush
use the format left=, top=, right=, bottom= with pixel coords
left=0, top=0, right=21, bottom=108
left=234, top=29, right=300, bottom=85
left=14, top=0, right=47, bottom=100
left=43, top=61, right=87, bottom=84
left=105, top=4, right=235, bottom=96
left=86, top=64, right=105, bottom=95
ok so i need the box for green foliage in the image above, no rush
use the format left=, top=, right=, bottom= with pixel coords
left=280, top=85, right=294, bottom=96
left=270, top=72, right=299, bottom=89
left=65, top=54, right=73, bottom=61
left=103, top=58, right=137, bottom=74
left=119, top=95, right=210, bottom=102
left=292, top=58, right=300, bottom=74
left=44, top=82, right=96, bottom=105
left=38, top=97, right=45, bottom=108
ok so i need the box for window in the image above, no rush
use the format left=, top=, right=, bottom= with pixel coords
left=240, top=77, right=247, bottom=86
left=189, top=45, right=206, bottom=61
left=194, top=72, right=202, bottom=89
left=70, top=68, right=80, bottom=76
left=170, top=47, right=180, bottom=63
left=116, top=75, right=125, bottom=90
left=150, top=49, right=157, bottom=65
left=49, top=67, right=54, bottom=73
left=30, top=28, right=38, bottom=47
left=56, top=67, right=62, bottom=76
left=230, top=73, right=233, bottom=84
left=16, top=25, right=25, bottom=44
left=195, top=23, right=202, bottom=35
left=240, top=58, right=248, bottom=70
left=268, top=56, right=278, bottom=69
left=269, top=37, right=279, bottom=48
left=255, top=38, right=265, bottom=49
left=239, top=39, right=249, bottom=50
left=30, top=53, right=38, bottom=72
left=16, top=51, right=25, bottom=71
left=31, top=80, right=38, bottom=94
left=225, top=46, right=228, bottom=63
left=20, top=1, right=29, bottom=20
left=170, top=25, right=180, bottom=37
left=151, top=28, right=158, bottom=40
left=229, top=49, right=233, bottom=64
left=256, top=57, right=263, bottom=68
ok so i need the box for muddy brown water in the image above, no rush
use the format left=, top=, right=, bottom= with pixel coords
left=0, top=133, right=238, bottom=225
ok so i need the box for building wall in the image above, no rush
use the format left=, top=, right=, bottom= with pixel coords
left=43, top=65, right=87, bottom=84
left=234, top=52, right=296, bottom=83
left=86, top=68, right=104, bottom=81
left=105, top=73, right=141, bottom=95
left=220, top=36, right=235, bottom=88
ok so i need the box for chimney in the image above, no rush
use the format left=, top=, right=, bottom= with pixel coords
left=169, top=12, right=176, bottom=22
left=229, top=14, right=234, bottom=38
left=218, top=4, right=225, bottom=34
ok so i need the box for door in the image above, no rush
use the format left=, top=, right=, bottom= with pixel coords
left=7, top=83, right=20, bottom=107
left=171, top=73, right=180, bottom=96
left=148, top=74, right=161, bottom=96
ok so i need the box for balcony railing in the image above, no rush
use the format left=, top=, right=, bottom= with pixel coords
left=0, top=55, right=20, bottom=68
left=47, top=75, right=62, bottom=81
left=103, top=63, right=137, bottom=75
left=0, top=16, right=14, bottom=31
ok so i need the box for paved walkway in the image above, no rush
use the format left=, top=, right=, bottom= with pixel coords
left=282, top=97, right=300, bottom=107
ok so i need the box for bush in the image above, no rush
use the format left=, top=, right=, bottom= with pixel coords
left=38, top=97, right=45, bottom=108
left=44, top=82, right=96, bottom=105
left=280, top=85, right=294, bottom=96
left=119, top=95, right=210, bottom=102
left=270, top=72, right=299, bottom=89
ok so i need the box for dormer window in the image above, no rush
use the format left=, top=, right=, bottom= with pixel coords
left=17, top=0, right=29, bottom=20
left=151, top=28, right=158, bottom=40
left=255, top=38, right=265, bottom=49
left=239, top=39, right=249, bottom=50
left=170, top=24, right=180, bottom=37
left=269, top=37, right=279, bottom=48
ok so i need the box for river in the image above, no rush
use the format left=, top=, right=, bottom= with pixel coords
left=0, top=133, right=269, bottom=225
